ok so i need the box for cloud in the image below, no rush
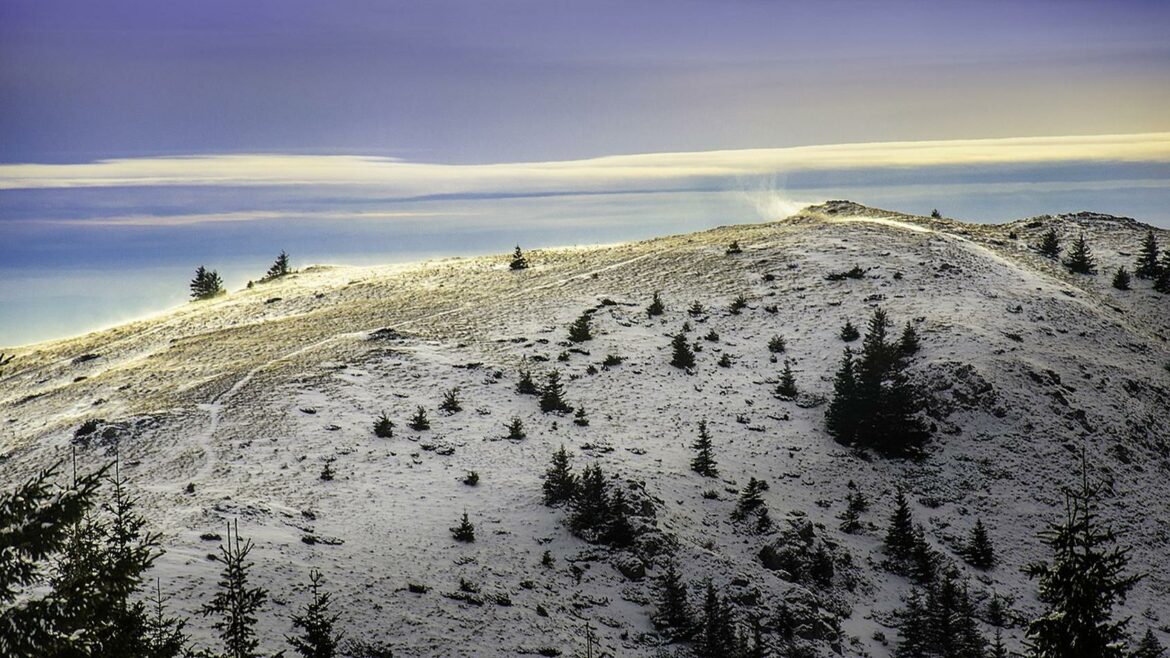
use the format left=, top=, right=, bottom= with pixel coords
left=31, top=209, right=460, bottom=227
left=2, top=133, right=1168, bottom=195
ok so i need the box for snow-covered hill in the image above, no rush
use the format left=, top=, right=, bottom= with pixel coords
left=2, top=201, right=1168, bottom=657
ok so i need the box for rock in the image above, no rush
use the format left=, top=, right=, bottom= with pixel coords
left=614, top=554, right=645, bottom=581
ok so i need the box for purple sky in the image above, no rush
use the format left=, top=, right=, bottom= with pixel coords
left=3, top=0, right=1169, bottom=164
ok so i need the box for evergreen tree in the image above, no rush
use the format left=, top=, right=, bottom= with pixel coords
left=542, top=445, right=576, bottom=506
left=767, top=335, right=786, bottom=353
left=263, top=251, right=291, bottom=281
left=840, top=320, right=861, bottom=342
left=287, top=568, right=340, bottom=658
left=1024, top=455, right=1143, bottom=658
left=726, top=240, right=743, bottom=255
left=1065, top=233, right=1097, bottom=274
left=439, top=388, right=462, bottom=414
left=670, top=332, right=695, bottom=369
left=695, top=582, right=737, bottom=658
left=647, top=291, right=665, bottom=317
left=884, top=490, right=916, bottom=562
left=509, top=245, right=529, bottom=270
left=732, top=478, right=768, bottom=522
left=144, top=580, right=190, bottom=658
left=899, top=321, right=920, bottom=355
left=373, top=412, right=394, bottom=438
left=190, top=266, right=225, bottom=300
left=450, top=512, right=476, bottom=542
left=690, top=420, right=718, bottom=477
left=963, top=519, right=996, bottom=569
left=1134, top=629, right=1166, bottom=658
left=603, top=488, right=636, bottom=548
left=1155, top=253, right=1170, bottom=294
left=895, top=588, right=931, bottom=658
left=840, top=490, right=866, bottom=534
left=1112, top=267, right=1132, bottom=291
left=655, top=561, right=691, bottom=636
left=908, top=526, right=939, bottom=586
left=569, top=464, right=609, bottom=537
left=539, top=370, right=573, bottom=413
left=200, top=520, right=269, bottom=658
left=516, top=367, right=539, bottom=395
left=506, top=416, right=526, bottom=440
left=407, top=406, right=430, bottom=431
left=1134, top=230, right=1160, bottom=279
left=573, top=406, right=589, bottom=426
left=989, top=628, right=1009, bottom=658
left=1039, top=228, right=1061, bottom=259
left=853, top=308, right=929, bottom=456
left=776, top=360, right=798, bottom=398
left=568, top=312, right=593, bottom=343
left=688, top=301, right=705, bottom=316
left=825, top=347, right=859, bottom=445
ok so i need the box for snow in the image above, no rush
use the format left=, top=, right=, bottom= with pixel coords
left=1, top=202, right=1168, bottom=656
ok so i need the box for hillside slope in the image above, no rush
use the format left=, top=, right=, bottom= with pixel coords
left=2, top=201, right=1168, bottom=657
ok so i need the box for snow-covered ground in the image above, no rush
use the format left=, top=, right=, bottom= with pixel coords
left=2, top=201, right=1168, bottom=656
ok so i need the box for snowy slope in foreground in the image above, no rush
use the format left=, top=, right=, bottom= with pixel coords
left=2, top=201, right=1168, bottom=656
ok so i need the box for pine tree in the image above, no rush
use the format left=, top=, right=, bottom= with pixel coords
left=1134, top=629, right=1166, bottom=658
left=516, top=367, right=539, bottom=395
left=908, top=526, right=938, bottom=586
left=840, top=320, right=860, bottom=342
left=647, top=291, right=665, bottom=317
left=200, top=520, right=269, bottom=658
left=450, top=512, right=476, bottom=542
left=989, top=628, right=1009, bottom=658
left=1065, top=233, right=1097, bottom=274
left=542, top=445, right=576, bottom=506
left=1024, top=454, right=1143, bottom=658
left=825, top=347, right=859, bottom=445
left=670, top=332, right=695, bottom=369
left=899, top=321, right=920, bottom=355
left=655, top=561, right=691, bottom=636
left=373, top=412, right=394, bottom=438
left=963, top=519, right=996, bottom=569
left=732, top=477, right=768, bottom=522
left=263, top=251, right=291, bottom=281
left=539, top=370, right=573, bottom=413
left=688, top=301, right=705, bottom=316
left=840, top=490, right=867, bottom=534
left=767, top=335, right=786, bottom=353
left=1155, top=252, right=1170, bottom=294
left=505, top=416, right=526, bottom=440
left=439, top=388, right=462, bottom=414
left=690, top=420, right=718, bottom=477
left=573, top=406, right=589, bottom=426
left=569, top=464, right=609, bottom=537
left=144, top=580, right=190, bottom=658
left=1134, top=230, right=1160, bottom=279
left=729, top=293, right=748, bottom=314
left=776, top=360, right=798, bottom=398
left=603, top=488, right=636, bottom=548
left=695, top=582, right=737, bottom=658
left=726, top=240, right=742, bottom=255
left=895, top=588, right=931, bottom=658
left=509, top=245, right=528, bottom=270
left=853, top=308, right=929, bottom=456
left=287, top=568, right=340, bottom=658
left=568, top=312, right=593, bottom=342
left=1039, top=228, right=1061, bottom=259
left=190, top=266, right=225, bottom=300
left=407, top=406, right=430, bottom=430
left=884, top=490, right=916, bottom=562
left=1112, top=267, right=1132, bottom=290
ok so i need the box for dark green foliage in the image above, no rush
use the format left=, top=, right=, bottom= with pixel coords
left=201, top=520, right=269, bottom=658
left=568, top=464, right=608, bottom=535
left=1065, top=233, right=1097, bottom=274
left=655, top=561, right=692, bottom=637
left=989, top=628, right=1008, bottom=658
left=729, top=293, right=748, bottom=314
left=1112, top=267, right=1131, bottom=290
left=568, top=312, right=593, bottom=343
left=688, top=301, right=705, bottom=316
left=538, top=370, right=573, bottom=413
left=407, top=406, right=430, bottom=431
left=262, top=251, right=291, bottom=282
left=930, top=209, right=942, bottom=219
left=840, top=489, right=867, bottom=534
left=509, top=245, right=528, bottom=270
left=462, top=471, right=479, bottom=486
left=827, top=308, right=929, bottom=456
left=516, top=367, right=538, bottom=395
left=704, top=329, right=719, bottom=342
left=1134, top=629, right=1166, bottom=658
left=603, top=488, right=636, bottom=548
left=695, top=582, right=739, bottom=658
left=826, top=265, right=865, bottom=281
left=1024, top=456, right=1142, bottom=658
left=895, top=588, right=930, bottom=658
left=717, top=353, right=732, bottom=368
left=1134, top=230, right=1160, bottom=279
left=884, top=490, right=916, bottom=562
left=1039, top=228, right=1061, bottom=259
left=647, top=291, right=665, bottom=317
left=144, top=580, right=191, bottom=658
left=899, top=321, right=920, bottom=355
left=670, top=332, right=695, bottom=369
left=450, top=512, right=476, bottom=542
left=839, top=320, right=860, bottom=342
left=726, top=240, right=742, bottom=255
left=896, top=570, right=987, bottom=658
left=505, top=416, right=526, bottom=440
left=690, top=420, right=718, bottom=477
left=732, top=477, right=768, bottom=522
left=190, top=265, right=225, bottom=300
left=1155, top=253, right=1170, bottom=293
left=439, top=388, right=462, bottom=414
left=767, top=335, right=786, bottom=353
left=908, top=526, right=939, bottom=586
left=373, top=412, right=394, bottom=438
left=542, top=445, right=576, bottom=506
left=776, top=360, right=797, bottom=398
left=573, top=407, right=589, bottom=426
left=601, top=353, right=623, bottom=367
left=541, top=550, right=555, bottom=568
left=962, top=519, right=995, bottom=569
left=287, top=568, right=340, bottom=658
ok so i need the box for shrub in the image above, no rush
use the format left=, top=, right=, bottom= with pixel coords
left=602, top=354, right=623, bottom=367
left=408, top=406, right=430, bottom=431
left=568, top=312, right=593, bottom=343
left=729, top=293, right=748, bottom=314
left=726, top=240, right=742, bottom=255
left=826, top=266, right=865, bottom=281
left=373, top=412, right=394, bottom=438
left=439, top=388, right=462, bottom=414
left=688, top=301, right=705, bottom=316
left=840, top=321, right=860, bottom=342
left=767, top=335, right=786, bottom=353
left=463, top=471, right=479, bottom=486
left=509, top=245, right=529, bottom=270
left=505, top=417, right=526, bottom=440
left=647, top=291, right=665, bottom=317
left=450, top=512, right=476, bottom=542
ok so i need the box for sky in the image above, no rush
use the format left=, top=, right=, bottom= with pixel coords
left=1, top=0, right=1169, bottom=346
